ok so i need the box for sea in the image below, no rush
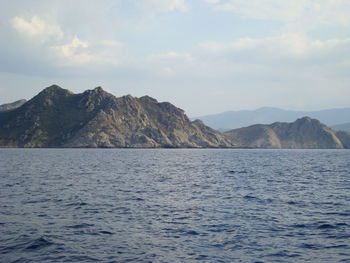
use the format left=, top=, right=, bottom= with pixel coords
left=0, top=149, right=349, bottom=263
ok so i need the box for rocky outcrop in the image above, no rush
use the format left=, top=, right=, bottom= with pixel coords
left=0, top=99, right=27, bottom=112
left=225, top=117, right=346, bottom=149
left=0, top=85, right=232, bottom=148
left=224, top=124, right=281, bottom=148
left=336, top=131, right=350, bottom=149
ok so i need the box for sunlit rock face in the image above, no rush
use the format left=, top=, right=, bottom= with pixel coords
left=225, top=117, right=347, bottom=149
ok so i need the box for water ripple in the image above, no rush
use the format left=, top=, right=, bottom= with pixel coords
left=0, top=149, right=349, bottom=262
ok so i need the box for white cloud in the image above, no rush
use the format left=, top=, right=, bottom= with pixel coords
left=204, top=0, right=221, bottom=4
left=213, top=0, right=350, bottom=30
left=12, top=16, right=64, bottom=41
left=51, top=36, right=95, bottom=65
left=198, top=34, right=350, bottom=64
left=9, top=15, right=125, bottom=67
left=136, top=0, right=188, bottom=14
left=214, top=0, right=305, bottom=21
left=2, top=1, right=350, bottom=114
left=99, top=40, right=124, bottom=48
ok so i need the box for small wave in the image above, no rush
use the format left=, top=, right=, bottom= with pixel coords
left=0, top=236, right=54, bottom=254
left=65, top=201, right=88, bottom=207
left=66, top=223, right=94, bottom=229
left=22, top=198, right=50, bottom=204
left=100, top=230, right=114, bottom=235
left=65, top=255, right=100, bottom=262
left=326, top=212, right=350, bottom=216
left=317, top=224, right=336, bottom=229
left=299, top=243, right=322, bottom=250
left=228, top=170, right=248, bottom=174
left=267, top=250, right=300, bottom=258
left=325, top=244, right=348, bottom=249
left=25, top=237, right=54, bottom=251
left=243, top=195, right=258, bottom=200
left=293, top=224, right=308, bottom=228
left=318, top=169, right=332, bottom=173
left=186, top=230, right=199, bottom=235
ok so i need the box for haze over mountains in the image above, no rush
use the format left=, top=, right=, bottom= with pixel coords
left=0, top=85, right=349, bottom=149
left=196, top=107, right=350, bottom=131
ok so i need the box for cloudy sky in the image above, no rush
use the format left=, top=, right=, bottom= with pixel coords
left=0, top=0, right=349, bottom=116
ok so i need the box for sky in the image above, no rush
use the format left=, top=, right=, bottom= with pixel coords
left=0, top=0, right=349, bottom=117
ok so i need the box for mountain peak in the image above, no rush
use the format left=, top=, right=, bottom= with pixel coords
left=295, top=116, right=320, bottom=125
left=43, top=84, right=63, bottom=92
left=39, top=85, right=73, bottom=97
left=140, top=95, right=158, bottom=104
left=82, top=86, right=113, bottom=100
left=92, top=86, right=105, bottom=93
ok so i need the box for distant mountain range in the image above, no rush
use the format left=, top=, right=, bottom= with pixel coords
left=225, top=117, right=349, bottom=149
left=0, top=85, right=349, bottom=148
left=331, top=122, right=350, bottom=132
left=195, top=107, right=350, bottom=131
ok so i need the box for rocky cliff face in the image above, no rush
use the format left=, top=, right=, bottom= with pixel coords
left=335, top=131, right=350, bottom=149
left=0, top=99, right=27, bottom=112
left=225, top=117, right=347, bottom=149
left=0, top=85, right=232, bottom=148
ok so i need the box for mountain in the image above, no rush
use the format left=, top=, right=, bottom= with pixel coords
left=195, top=107, right=350, bottom=130
left=224, top=117, right=349, bottom=149
left=332, top=122, right=350, bottom=132
left=335, top=131, right=350, bottom=148
left=0, top=85, right=232, bottom=148
left=0, top=99, right=27, bottom=112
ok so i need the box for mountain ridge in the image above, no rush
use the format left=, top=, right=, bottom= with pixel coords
left=195, top=107, right=350, bottom=130
left=224, top=117, right=348, bottom=149
left=0, top=99, right=27, bottom=112
left=0, top=85, right=232, bottom=148
left=1, top=85, right=349, bottom=149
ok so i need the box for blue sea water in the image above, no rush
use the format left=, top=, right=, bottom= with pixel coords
left=0, top=149, right=349, bottom=263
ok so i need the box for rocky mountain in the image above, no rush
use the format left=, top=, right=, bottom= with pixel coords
left=224, top=117, right=350, bottom=149
left=195, top=107, right=350, bottom=130
left=335, top=131, right=350, bottom=149
left=0, top=99, right=27, bottom=112
left=0, top=85, right=232, bottom=148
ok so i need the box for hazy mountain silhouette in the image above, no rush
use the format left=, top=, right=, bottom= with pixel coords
left=225, top=117, right=350, bottom=149
left=195, top=107, right=350, bottom=130
left=332, top=122, right=350, bottom=132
